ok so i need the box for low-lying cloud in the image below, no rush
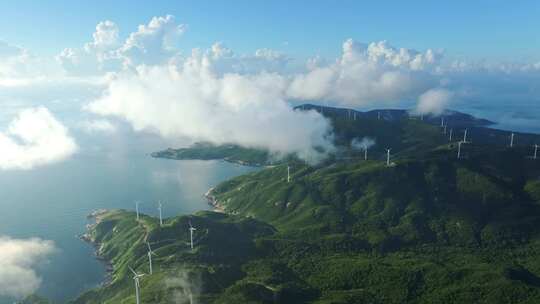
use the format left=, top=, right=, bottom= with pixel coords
left=87, top=55, right=335, bottom=162
left=351, top=137, right=376, bottom=150
left=414, top=88, right=453, bottom=115
left=0, top=236, right=56, bottom=299
left=0, top=107, right=78, bottom=170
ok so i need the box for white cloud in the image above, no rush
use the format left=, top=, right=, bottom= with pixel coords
left=86, top=51, right=334, bottom=162
left=288, top=39, right=439, bottom=108
left=0, top=107, right=78, bottom=170
left=351, top=137, right=376, bottom=150
left=57, top=16, right=186, bottom=75
left=119, top=15, right=186, bottom=67
left=0, top=236, right=56, bottom=299
left=414, top=88, right=453, bottom=115
left=80, top=119, right=117, bottom=133
left=57, top=21, right=122, bottom=75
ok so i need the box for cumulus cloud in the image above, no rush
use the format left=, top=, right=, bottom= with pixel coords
left=288, top=39, right=440, bottom=108
left=57, top=15, right=186, bottom=75
left=86, top=50, right=334, bottom=162
left=0, top=107, right=78, bottom=170
left=119, top=15, right=186, bottom=67
left=414, top=88, right=453, bottom=115
left=0, top=236, right=56, bottom=299
left=57, top=21, right=122, bottom=75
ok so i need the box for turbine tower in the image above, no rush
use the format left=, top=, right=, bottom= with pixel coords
left=135, top=201, right=141, bottom=221
left=363, top=144, right=368, bottom=161
left=457, top=141, right=465, bottom=159
left=189, top=221, right=197, bottom=250
left=463, top=129, right=468, bottom=143
left=158, top=201, right=163, bottom=227
left=449, top=129, right=453, bottom=142
left=534, top=144, right=538, bottom=160
left=287, top=165, right=291, bottom=183
left=386, top=148, right=391, bottom=167
left=129, top=267, right=145, bottom=304
left=510, top=133, right=515, bottom=147
left=146, top=242, right=157, bottom=275
left=440, top=117, right=445, bottom=127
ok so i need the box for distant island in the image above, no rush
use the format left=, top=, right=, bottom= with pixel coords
left=22, top=105, right=540, bottom=304
left=151, top=142, right=274, bottom=167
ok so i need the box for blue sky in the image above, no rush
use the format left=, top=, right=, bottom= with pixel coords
left=1, top=0, right=540, bottom=173
left=1, top=0, right=539, bottom=61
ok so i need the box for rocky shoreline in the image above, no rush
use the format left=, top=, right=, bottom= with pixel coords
left=204, top=187, right=225, bottom=213
left=79, top=209, right=114, bottom=287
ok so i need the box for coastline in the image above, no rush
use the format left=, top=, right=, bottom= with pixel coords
left=151, top=153, right=265, bottom=167
left=79, top=209, right=114, bottom=287
left=204, top=187, right=226, bottom=213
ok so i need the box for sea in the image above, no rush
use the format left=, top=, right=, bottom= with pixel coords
left=0, top=134, right=257, bottom=303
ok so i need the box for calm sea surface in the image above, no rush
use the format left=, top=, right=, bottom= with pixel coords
left=0, top=148, right=257, bottom=302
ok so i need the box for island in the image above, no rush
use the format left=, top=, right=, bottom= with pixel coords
left=21, top=105, right=540, bottom=304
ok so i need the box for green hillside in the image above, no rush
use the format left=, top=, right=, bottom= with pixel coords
left=31, top=106, right=540, bottom=304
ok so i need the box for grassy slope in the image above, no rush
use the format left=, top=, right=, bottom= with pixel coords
left=65, top=108, right=540, bottom=304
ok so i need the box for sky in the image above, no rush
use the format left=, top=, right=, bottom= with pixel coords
left=1, top=1, right=539, bottom=62
left=1, top=2, right=540, bottom=298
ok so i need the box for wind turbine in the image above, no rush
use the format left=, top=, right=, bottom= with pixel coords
left=363, top=144, right=368, bottom=160
left=129, top=266, right=145, bottom=304
left=146, top=242, right=157, bottom=275
left=457, top=141, right=466, bottom=159
left=449, top=129, right=453, bottom=142
left=386, top=148, right=391, bottom=167
left=287, top=165, right=291, bottom=183
left=463, top=129, right=469, bottom=143
left=533, top=144, right=538, bottom=160
left=440, top=117, right=445, bottom=127
left=135, top=201, right=141, bottom=221
left=510, top=133, right=515, bottom=147
left=157, top=201, right=163, bottom=227
left=189, top=221, right=197, bottom=251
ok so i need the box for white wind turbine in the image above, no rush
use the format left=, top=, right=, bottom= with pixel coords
left=189, top=220, right=197, bottom=250
left=157, top=201, right=163, bottom=227
left=287, top=165, right=291, bottom=183
left=386, top=148, right=391, bottom=167
left=533, top=144, right=539, bottom=160
left=463, top=129, right=469, bottom=143
left=129, top=266, right=145, bottom=304
left=510, top=133, right=515, bottom=147
left=457, top=141, right=466, bottom=159
left=135, top=201, right=141, bottom=221
left=363, top=143, right=369, bottom=160
left=449, top=129, right=453, bottom=142
left=146, top=242, right=158, bottom=275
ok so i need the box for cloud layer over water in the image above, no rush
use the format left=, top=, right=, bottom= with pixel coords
left=0, top=236, right=56, bottom=298
left=1, top=14, right=540, bottom=166
left=0, top=107, right=78, bottom=170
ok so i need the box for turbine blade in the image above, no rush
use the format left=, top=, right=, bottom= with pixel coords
left=128, top=266, right=137, bottom=276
